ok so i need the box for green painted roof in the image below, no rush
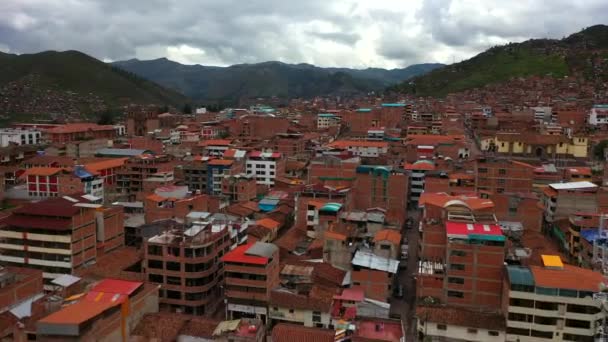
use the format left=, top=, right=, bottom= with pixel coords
left=321, top=202, right=343, bottom=212
left=469, top=234, right=506, bottom=242
left=506, top=266, right=535, bottom=286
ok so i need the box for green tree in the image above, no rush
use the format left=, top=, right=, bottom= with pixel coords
left=97, top=109, right=116, bottom=125
left=593, top=140, right=608, bottom=160
left=182, top=103, right=192, bottom=114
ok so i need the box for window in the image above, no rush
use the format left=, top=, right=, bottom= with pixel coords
left=148, top=274, right=163, bottom=283
left=166, top=261, right=181, bottom=271
left=448, top=277, right=464, bottom=284
left=148, top=260, right=163, bottom=269
left=289, top=309, right=294, bottom=314
left=498, top=168, right=506, bottom=175
left=449, top=264, right=465, bottom=271
left=450, top=250, right=466, bottom=257
left=478, top=168, right=487, bottom=173
left=436, top=324, right=447, bottom=330
left=148, top=245, right=163, bottom=256
left=488, top=331, right=499, bottom=337
left=447, top=291, right=463, bottom=298
left=467, top=328, right=478, bottom=334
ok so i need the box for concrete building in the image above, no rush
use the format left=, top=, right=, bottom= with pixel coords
left=317, top=113, right=341, bottom=129
left=144, top=221, right=231, bottom=315
left=223, top=242, right=280, bottom=323
left=542, top=181, right=600, bottom=223
left=0, top=128, right=41, bottom=147
left=504, top=257, right=605, bottom=342
left=0, top=196, right=100, bottom=289
left=405, top=160, right=435, bottom=203
left=269, top=287, right=334, bottom=328
left=246, top=151, right=285, bottom=186
left=587, top=104, right=608, bottom=126
left=143, top=185, right=218, bottom=224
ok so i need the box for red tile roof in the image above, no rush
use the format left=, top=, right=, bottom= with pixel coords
left=416, top=306, right=505, bottom=330
left=373, top=229, right=401, bottom=245
left=1, top=216, right=72, bottom=230
left=22, top=167, right=66, bottom=177
left=530, top=264, right=606, bottom=292
left=419, top=193, right=495, bottom=211
left=256, top=218, right=280, bottom=230
left=38, top=300, right=117, bottom=325
left=85, top=158, right=128, bottom=171
left=198, top=139, right=232, bottom=147
left=44, top=123, right=115, bottom=134
left=272, top=323, right=335, bottom=342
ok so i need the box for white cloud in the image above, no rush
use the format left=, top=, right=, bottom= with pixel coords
left=0, top=0, right=606, bottom=68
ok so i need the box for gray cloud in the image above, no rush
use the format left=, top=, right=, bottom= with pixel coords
left=0, top=0, right=607, bottom=68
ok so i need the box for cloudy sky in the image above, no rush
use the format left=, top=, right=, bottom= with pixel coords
left=1, top=0, right=607, bottom=68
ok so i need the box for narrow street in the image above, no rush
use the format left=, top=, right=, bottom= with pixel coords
left=389, top=208, right=421, bottom=341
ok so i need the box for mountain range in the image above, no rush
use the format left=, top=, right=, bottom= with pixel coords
left=110, top=58, right=443, bottom=103
left=393, top=25, right=608, bottom=96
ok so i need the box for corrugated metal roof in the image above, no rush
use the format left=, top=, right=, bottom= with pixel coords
left=247, top=242, right=278, bottom=258
left=351, top=251, right=399, bottom=274
left=506, top=266, right=535, bottom=286
left=51, top=274, right=81, bottom=288
left=10, top=293, right=45, bottom=319
left=549, top=181, right=597, bottom=190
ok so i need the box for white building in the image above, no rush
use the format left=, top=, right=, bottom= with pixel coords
left=113, top=125, right=126, bottom=136
left=588, top=104, right=608, bottom=126
left=532, top=106, right=552, bottom=123
left=326, top=140, right=389, bottom=158
left=0, top=129, right=41, bottom=147
left=317, top=113, right=341, bottom=129
left=246, top=151, right=283, bottom=186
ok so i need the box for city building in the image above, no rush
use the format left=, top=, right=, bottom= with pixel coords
left=144, top=220, right=231, bottom=315
left=36, top=279, right=159, bottom=341
left=542, top=181, right=601, bottom=223
left=43, top=123, right=116, bottom=143
left=22, top=166, right=104, bottom=200
left=475, top=158, right=535, bottom=194
left=504, top=257, right=605, bottom=342
left=417, top=193, right=505, bottom=310
left=0, top=196, right=100, bottom=289
left=223, top=242, right=280, bottom=323
left=0, top=128, right=41, bottom=147
left=416, top=306, right=505, bottom=342
left=587, top=104, right=608, bottom=126
left=246, top=151, right=285, bottom=186
left=326, top=140, right=389, bottom=158
left=317, top=113, right=341, bottom=129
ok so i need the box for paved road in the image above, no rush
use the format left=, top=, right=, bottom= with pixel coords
left=389, top=209, right=421, bottom=341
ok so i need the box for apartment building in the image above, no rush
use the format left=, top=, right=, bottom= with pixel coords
left=353, top=165, right=409, bottom=225
left=475, top=158, right=535, bottom=194
left=144, top=221, right=231, bottom=315
left=144, top=185, right=217, bottom=224
left=223, top=242, right=280, bottom=323
left=0, top=196, right=99, bottom=289
left=246, top=151, right=285, bottom=186
left=405, top=160, right=435, bottom=203
left=222, top=174, right=257, bottom=202
left=542, top=181, right=600, bottom=223
left=116, top=154, right=176, bottom=200
left=199, top=139, right=232, bottom=157
left=273, top=133, right=306, bottom=157
left=317, top=113, right=341, bottom=129
left=504, top=257, right=605, bottom=342
left=351, top=250, right=399, bottom=302
left=417, top=193, right=504, bottom=310
left=23, top=166, right=104, bottom=200
left=269, top=287, right=334, bottom=328
left=0, top=128, right=41, bottom=147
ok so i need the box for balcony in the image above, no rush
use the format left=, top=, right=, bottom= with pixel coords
left=225, top=289, right=267, bottom=302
